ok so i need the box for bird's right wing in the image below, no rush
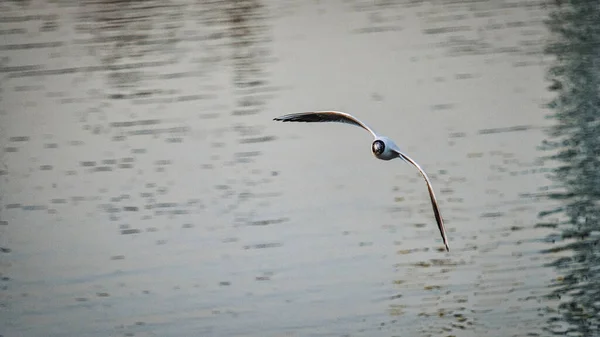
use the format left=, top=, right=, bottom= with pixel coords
left=392, top=148, right=450, bottom=252
left=273, top=111, right=377, bottom=138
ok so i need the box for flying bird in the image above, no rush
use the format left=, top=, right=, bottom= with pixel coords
left=273, top=111, right=449, bottom=251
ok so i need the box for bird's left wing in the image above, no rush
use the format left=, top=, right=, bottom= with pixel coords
left=274, top=111, right=377, bottom=138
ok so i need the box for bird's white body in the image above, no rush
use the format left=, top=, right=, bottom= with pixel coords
left=273, top=110, right=450, bottom=251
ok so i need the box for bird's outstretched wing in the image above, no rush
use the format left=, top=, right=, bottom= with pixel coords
left=274, top=111, right=377, bottom=138
left=392, top=149, right=449, bottom=252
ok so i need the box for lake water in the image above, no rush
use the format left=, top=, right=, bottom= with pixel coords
left=1, top=1, right=598, bottom=336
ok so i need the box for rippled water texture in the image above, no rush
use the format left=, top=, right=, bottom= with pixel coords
left=1, top=1, right=598, bottom=336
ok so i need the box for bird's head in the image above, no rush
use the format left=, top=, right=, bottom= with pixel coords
left=372, top=140, right=385, bottom=156
left=372, top=137, right=400, bottom=161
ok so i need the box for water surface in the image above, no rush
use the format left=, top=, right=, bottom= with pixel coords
left=1, top=1, right=596, bottom=336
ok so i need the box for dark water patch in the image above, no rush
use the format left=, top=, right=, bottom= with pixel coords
left=243, top=242, right=282, bottom=250
left=156, top=71, right=201, bottom=80
left=237, top=96, right=266, bottom=108
left=176, top=94, right=212, bottom=102
left=162, top=209, right=189, bottom=216
left=101, top=205, right=120, bottom=214
left=9, top=136, right=29, bottom=142
left=0, top=13, right=57, bottom=23
left=467, top=152, right=484, bottom=158
left=539, top=1, right=600, bottom=335
left=390, top=1, right=548, bottom=59
left=43, top=143, right=58, bottom=149
left=0, top=65, right=41, bottom=73
left=130, top=93, right=217, bottom=105
left=6, top=62, right=171, bottom=79
left=120, top=228, right=141, bottom=235
left=536, top=222, right=559, bottom=229
left=21, top=205, right=47, bottom=211
left=165, top=137, right=182, bottom=143
left=232, top=108, right=261, bottom=116
left=211, top=0, right=274, bottom=124
left=148, top=202, right=178, bottom=209
left=110, top=119, right=161, bottom=128
left=423, top=25, right=471, bottom=35
left=238, top=135, right=275, bottom=144
left=0, top=28, right=27, bottom=35
left=235, top=151, right=261, bottom=160
left=0, top=41, right=63, bottom=51
left=455, top=73, right=478, bottom=80
left=234, top=125, right=264, bottom=137
left=513, top=60, right=543, bottom=67
left=109, top=91, right=146, bottom=100
left=68, top=140, right=84, bottom=146
left=93, top=166, right=112, bottom=172
left=431, top=103, right=455, bottom=110
left=75, top=1, right=184, bottom=91
left=396, top=247, right=429, bottom=255
left=248, top=218, right=288, bottom=226
left=478, top=125, right=533, bottom=135
left=14, top=84, right=43, bottom=92
left=126, top=126, right=189, bottom=136
left=480, top=212, right=504, bottom=218
left=80, top=161, right=96, bottom=167
left=397, top=258, right=466, bottom=269
left=345, top=1, right=406, bottom=34
left=354, top=26, right=403, bottom=34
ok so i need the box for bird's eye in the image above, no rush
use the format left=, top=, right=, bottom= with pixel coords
left=372, top=140, right=385, bottom=155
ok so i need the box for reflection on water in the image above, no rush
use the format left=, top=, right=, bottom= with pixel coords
left=541, top=1, right=600, bottom=335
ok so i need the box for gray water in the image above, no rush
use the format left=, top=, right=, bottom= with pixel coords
left=1, top=1, right=598, bottom=336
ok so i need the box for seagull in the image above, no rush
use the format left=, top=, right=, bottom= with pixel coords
left=273, top=111, right=449, bottom=251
